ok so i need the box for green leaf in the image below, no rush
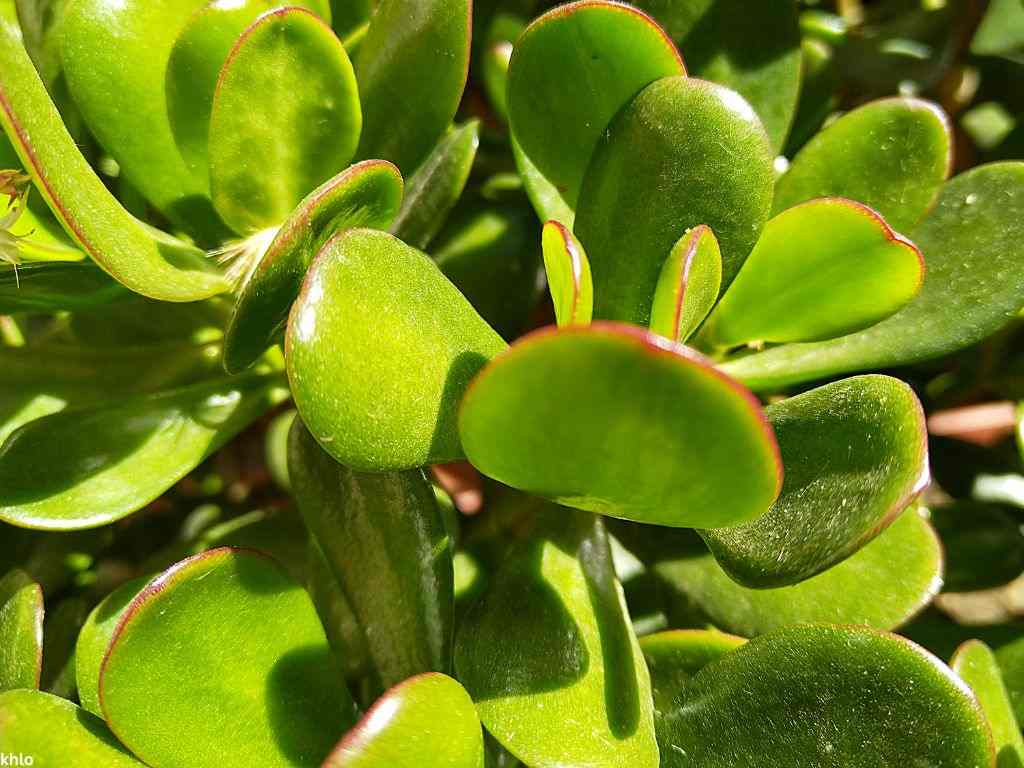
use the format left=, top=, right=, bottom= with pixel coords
left=209, top=7, right=360, bottom=234
left=640, top=629, right=745, bottom=714
left=354, top=0, right=470, bottom=174
left=389, top=122, right=479, bottom=250
left=0, top=261, right=126, bottom=313
left=507, top=0, right=684, bottom=210
left=456, top=508, right=659, bottom=768
left=0, top=568, right=42, bottom=691
left=59, top=0, right=228, bottom=242
left=223, top=160, right=403, bottom=374
left=101, top=548, right=355, bottom=768
left=699, top=199, right=923, bottom=349
left=615, top=508, right=942, bottom=636
left=699, top=375, right=928, bottom=587
left=2, top=189, right=85, bottom=264
left=631, top=0, right=801, bottom=152
left=289, top=420, right=454, bottom=688
left=0, top=19, right=229, bottom=301
left=723, top=163, right=1024, bottom=390
left=39, top=595, right=86, bottom=697
left=511, top=132, right=575, bottom=227
left=0, top=373, right=286, bottom=530
left=285, top=228, right=506, bottom=470
left=541, top=220, right=593, bottom=327
left=458, top=323, right=781, bottom=528
left=575, top=76, right=773, bottom=322
left=166, top=0, right=330, bottom=190
left=952, top=640, right=1024, bottom=768
left=773, top=98, right=952, bottom=234
left=483, top=41, right=512, bottom=124
left=649, top=225, right=721, bottom=343
left=0, top=689, right=145, bottom=766
left=75, top=575, right=151, bottom=716
left=655, top=625, right=993, bottom=767
left=972, top=0, right=1024, bottom=57
left=323, top=673, right=485, bottom=767
left=930, top=501, right=1024, bottom=593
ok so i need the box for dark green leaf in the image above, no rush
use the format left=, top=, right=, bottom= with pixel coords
left=930, top=502, right=1024, bottom=592
left=640, top=629, right=744, bottom=714
left=0, top=261, right=126, bottom=312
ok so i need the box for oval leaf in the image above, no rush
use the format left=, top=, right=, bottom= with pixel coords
left=931, top=501, right=1024, bottom=592
left=541, top=220, right=593, bottom=327
left=0, top=568, right=42, bottom=691
left=507, top=0, right=684, bottom=209
left=456, top=508, right=659, bottom=768
left=100, top=548, right=355, bottom=768
left=223, top=160, right=403, bottom=373
left=575, top=76, right=773, bottom=322
left=699, top=375, right=929, bottom=587
left=640, top=629, right=745, bottom=715
left=209, top=7, right=360, bottom=234
left=285, top=228, right=506, bottom=470
left=649, top=225, right=721, bottom=343
left=324, top=673, right=485, bottom=767
left=458, top=323, right=781, bottom=528
left=700, top=198, right=924, bottom=348
left=952, top=640, right=1024, bottom=768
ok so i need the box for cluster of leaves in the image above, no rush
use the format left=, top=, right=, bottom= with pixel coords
left=2, top=0, right=1024, bottom=766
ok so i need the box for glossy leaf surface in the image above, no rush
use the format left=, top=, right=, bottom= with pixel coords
left=542, top=220, right=593, bottom=327
left=324, top=673, right=484, bottom=767
left=0, top=689, right=145, bottom=766
left=701, top=199, right=924, bottom=348
left=724, top=163, right=1024, bottom=390
left=389, top=121, right=478, bottom=250
left=649, top=225, right=721, bottom=343
left=459, top=323, right=781, bottom=527
left=0, top=374, right=285, bottom=530
left=286, top=228, right=506, bottom=470
left=456, top=509, right=659, bottom=768
left=952, top=640, right=1024, bottom=768
left=656, top=626, right=993, bottom=767
left=0, top=18, right=228, bottom=300
left=507, top=0, right=684, bottom=209
left=0, top=261, right=126, bottom=313
left=209, top=7, right=360, bottom=234
left=354, top=0, right=470, bottom=173
left=575, top=76, right=773, bottom=322
left=640, top=629, right=744, bottom=714
left=101, top=548, right=355, bottom=768
left=223, top=160, right=403, bottom=373
left=0, top=568, right=42, bottom=691
left=289, top=421, right=453, bottom=688
left=773, top=98, right=952, bottom=233
left=700, top=375, right=929, bottom=587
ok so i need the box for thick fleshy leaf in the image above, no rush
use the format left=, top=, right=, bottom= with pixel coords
left=997, top=639, right=1024, bottom=726
left=0, top=373, right=286, bottom=530
left=289, top=420, right=453, bottom=688
left=59, top=0, right=228, bottom=242
left=723, top=163, right=1024, bottom=390
left=75, top=575, right=150, bottom=716
left=324, top=673, right=484, bottom=767
left=541, top=220, right=592, bottom=327
left=0, top=261, right=126, bottom=312
left=40, top=596, right=86, bottom=697
left=459, top=323, right=781, bottom=527
left=512, top=133, right=575, bottom=226
left=223, top=160, right=403, bottom=373
left=773, top=98, right=952, bottom=233
left=575, top=76, right=773, bottom=322
left=640, top=629, right=745, bottom=714
left=285, top=228, right=506, bottom=470
left=507, top=0, right=684, bottom=210
left=649, top=225, right=721, bottom=343
left=655, top=625, right=993, bottom=767
left=952, top=640, right=1024, bottom=768
left=389, top=122, right=479, bottom=250
left=166, top=0, right=330, bottom=189
left=456, top=508, right=659, bottom=768
left=0, top=568, right=42, bottom=690
left=700, top=199, right=924, bottom=348
left=615, top=508, right=942, bottom=636
left=1, top=189, right=84, bottom=262
left=354, top=0, right=470, bottom=174
left=632, top=0, right=800, bottom=151
left=209, top=7, right=360, bottom=234
left=699, top=375, right=929, bottom=587
left=0, top=18, right=228, bottom=300
left=931, top=502, right=1024, bottom=592
left=100, top=548, right=355, bottom=768
left=0, top=689, right=145, bottom=766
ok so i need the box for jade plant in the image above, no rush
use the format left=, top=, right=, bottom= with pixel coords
left=2, top=0, right=1024, bottom=766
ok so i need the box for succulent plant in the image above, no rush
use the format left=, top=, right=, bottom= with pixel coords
left=2, top=0, right=1024, bottom=766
